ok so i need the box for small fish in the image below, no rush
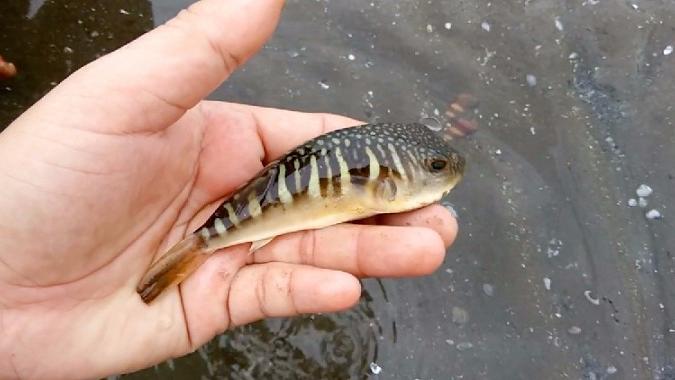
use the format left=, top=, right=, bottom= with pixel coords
left=444, top=93, right=479, bottom=139
left=137, top=122, right=466, bottom=303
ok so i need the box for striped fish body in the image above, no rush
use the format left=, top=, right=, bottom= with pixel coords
left=137, top=122, right=465, bottom=303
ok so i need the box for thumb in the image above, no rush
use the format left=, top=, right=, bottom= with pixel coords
left=20, top=0, right=285, bottom=134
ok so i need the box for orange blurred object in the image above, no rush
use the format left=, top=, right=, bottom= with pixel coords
left=445, top=93, right=479, bottom=139
left=0, top=55, right=17, bottom=79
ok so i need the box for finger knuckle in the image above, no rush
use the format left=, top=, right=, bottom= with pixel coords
left=298, top=229, right=317, bottom=265
left=255, top=267, right=270, bottom=318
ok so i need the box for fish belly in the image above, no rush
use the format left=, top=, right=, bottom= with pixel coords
left=203, top=194, right=377, bottom=252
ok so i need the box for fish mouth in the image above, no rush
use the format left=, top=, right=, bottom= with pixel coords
left=441, top=173, right=464, bottom=198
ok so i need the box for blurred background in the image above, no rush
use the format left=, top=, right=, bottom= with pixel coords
left=1, top=1, right=674, bottom=379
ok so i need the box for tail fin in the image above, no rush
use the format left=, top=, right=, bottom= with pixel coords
left=136, top=234, right=209, bottom=304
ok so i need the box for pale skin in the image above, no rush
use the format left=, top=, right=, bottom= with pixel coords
left=0, top=0, right=459, bottom=379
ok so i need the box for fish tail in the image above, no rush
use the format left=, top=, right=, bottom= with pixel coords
left=136, top=234, right=209, bottom=304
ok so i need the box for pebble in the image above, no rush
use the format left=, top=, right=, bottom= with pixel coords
left=483, top=283, right=495, bottom=296
left=638, top=197, right=648, bottom=208
left=636, top=184, right=652, bottom=197
left=444, top=22, right=452, bottom=30
left=426, top=24, right=433, bottom=33
left=347, top=54, right=355, bottom=61
left=456, top=342, right=474, bottom=351
left=543, top=277, right=551, bottom=290
left=568, top=326, right=582, bottom=335
left=452, top=306, right=470, bottom=324
left=645, top=209, right=662, bottom=220
left=481, top=21, right=491, bottom=32
left=370, top=362, right=382, bottom=375
left=584, top=290, right=601, bottom=305
left=627, top=198, right=637, bottom=207
left=665, top=45, right=673, bottom=56
left=526, top=74, right=537, bottom=87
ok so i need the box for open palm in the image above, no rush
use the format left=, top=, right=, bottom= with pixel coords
left=0, top=1, right=458, bottom=379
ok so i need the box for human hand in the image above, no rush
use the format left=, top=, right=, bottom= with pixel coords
left=0, top=0, right=458, bottom=379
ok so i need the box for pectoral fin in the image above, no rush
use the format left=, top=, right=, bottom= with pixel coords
left=376, top=177, right=398, bottom=202
left=249, top=237, right=274, bottom=253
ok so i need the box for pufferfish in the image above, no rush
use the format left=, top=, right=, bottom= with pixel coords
left=137, top=121, right=467, bottom=303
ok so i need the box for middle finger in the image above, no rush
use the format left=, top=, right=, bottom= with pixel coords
left=250, top=222, right=447, bottom=278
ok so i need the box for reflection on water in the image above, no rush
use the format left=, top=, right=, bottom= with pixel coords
left=122, top=289, right=381, bottom=380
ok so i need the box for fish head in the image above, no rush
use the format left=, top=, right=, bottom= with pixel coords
left=386, top=122, right=466, bottom=205
left=416, top=141, right=465, bottom=197
left=421, top=147, right=465, bottom=190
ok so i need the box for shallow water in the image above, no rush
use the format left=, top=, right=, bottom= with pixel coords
left=1, top=0, right=674, bottom=379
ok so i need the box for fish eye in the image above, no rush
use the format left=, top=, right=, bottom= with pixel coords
left=429, top=159, right=447, bottom=171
